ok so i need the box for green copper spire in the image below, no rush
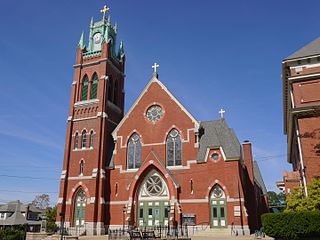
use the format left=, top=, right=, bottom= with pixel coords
left=78, top=31, right=86, bottom=49
left=114, top=22, right=118, bottom=33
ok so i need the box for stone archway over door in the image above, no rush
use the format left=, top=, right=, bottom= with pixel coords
left=74, top=190, right=86, bottom=227
left=137, top=171, right=170, bottom=227
left=210, top=185, right=227, bottom=228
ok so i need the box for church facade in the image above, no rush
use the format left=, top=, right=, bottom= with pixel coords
left=57, top=8, right=268, bottom=236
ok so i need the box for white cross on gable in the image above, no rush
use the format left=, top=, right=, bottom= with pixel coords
left=152, top=63, right=160, bottom=73
left=219, top=108, right=225, bottom=118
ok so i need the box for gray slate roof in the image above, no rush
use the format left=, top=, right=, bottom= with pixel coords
left=0, top=201, right=42, bottom=213
left=253, top=160, right=267, bottom=195
left=285, top=37, right=320, bottom=60
left=197, top=119, right=241, bottom=162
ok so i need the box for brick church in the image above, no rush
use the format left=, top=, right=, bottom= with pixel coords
left=57, top=6, right=268, bottom=236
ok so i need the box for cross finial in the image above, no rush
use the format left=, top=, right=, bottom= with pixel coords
left=219, top=108, right=225, bottom=119
left=152, top=63, right=159, bottom=73
left=100, top=4, right=110, bottom=21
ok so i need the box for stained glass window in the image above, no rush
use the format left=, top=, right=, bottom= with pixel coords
left=82, top=130, right=87, bottom=149
left=90, top=74, right=98, bottom=99
left=127, top=133, right=142, bottom=169
left=146, top=105, right=163, bottom=123
left=74, top=190, right=86, bottom=227
left=81, top=75, right=89, bottom=101
left=166, top=129, right=182, bottom=166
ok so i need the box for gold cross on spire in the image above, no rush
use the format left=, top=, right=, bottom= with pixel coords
left=100, top=4, right=110, bottom=20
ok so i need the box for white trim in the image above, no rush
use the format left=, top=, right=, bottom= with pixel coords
left=288, top=72, right=320, bottom=80
left=106, top=201, right=129, bottom=205
left=68, top=175, right=92, bottom=180
left=73, top=116, right=97, bottom=122
left=112, top=77, right=199, bottom=140
left=116, top=127, right=196, bottom=149
left=74, top=99, right=99, bottom=108
left=179, top=199, right=208, bottom=203
left=90, top=197, right=96, bottom=204
left=204, top=146, right=239, bottom=161
left=226, top=197, right=244, bottom=203
left=57, top=198, right=63, bottom=204
left=97, top=112, right=108, bottom=118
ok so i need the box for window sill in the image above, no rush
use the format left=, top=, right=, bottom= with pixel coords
left=126, top=168, right=139, bottom=172
left=73, top=148, right=93, bottom=152
left=167, top=165, right=184, bottom=170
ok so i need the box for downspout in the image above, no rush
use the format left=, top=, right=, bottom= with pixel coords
left=290, top=87, right=308, bottom=196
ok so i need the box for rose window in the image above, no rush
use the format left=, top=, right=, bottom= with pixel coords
left=146, top=105, right=163, bottom=123
left=146, top=175, right=163, bottom=196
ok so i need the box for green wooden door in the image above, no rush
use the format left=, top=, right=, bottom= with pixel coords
left=138, top=201, right=169, bottom=227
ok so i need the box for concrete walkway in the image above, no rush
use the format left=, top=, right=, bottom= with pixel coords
left=191, top=235, right=274, bottom=240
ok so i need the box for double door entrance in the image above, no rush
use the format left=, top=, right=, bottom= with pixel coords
left=138, top=201, right=169, bottom=227
left=211, top=204, right=227, bottom=228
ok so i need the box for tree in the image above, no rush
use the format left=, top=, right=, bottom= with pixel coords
left=267, top=191, right=285, bottom=206
left=32, top=194, right=50, bottom=210
left=286, top=178, right=320, bottom=212
left=45, top=206, right=57, bottom=234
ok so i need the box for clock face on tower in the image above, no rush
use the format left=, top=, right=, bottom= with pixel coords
left=93, top=32, right=102, bottom=44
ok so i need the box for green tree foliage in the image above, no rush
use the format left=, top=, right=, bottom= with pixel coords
left=267, top=191, right=285, bottom=206
left=286, top=178, right=320, bottom=212
left=45, top=206, right=57, bottom=234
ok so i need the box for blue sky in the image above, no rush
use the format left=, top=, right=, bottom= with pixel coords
left=0, top=0, right=319, bottom=205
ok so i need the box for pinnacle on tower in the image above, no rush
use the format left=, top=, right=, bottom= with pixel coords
left=118, top=41, right=125, bottom=58
left=90, top=17, right=94, bottom=27
left=78, top=31, right=86, bottom=49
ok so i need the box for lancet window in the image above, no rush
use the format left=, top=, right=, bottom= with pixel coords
left=166, top=129, right=182, bottom=166
left=127, top=133, right=142, bottom=169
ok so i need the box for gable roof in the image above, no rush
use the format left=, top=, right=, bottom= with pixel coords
left=197, top=119, right=241, bottom=162
left=253, top=160, right=267, bottom=195
left=112, top=76, right=199, bottom=139
left=285, top=37, right=320, bottom=60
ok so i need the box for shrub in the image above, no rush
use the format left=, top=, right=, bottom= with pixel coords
left=0, top=228, right=26, bottom=240
left=261, top=212, right=320, bottom=240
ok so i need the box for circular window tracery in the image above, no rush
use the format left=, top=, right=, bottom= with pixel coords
left=146, top=105, right=163, bottom=123
left=212, top=186, right=223, bottom=198
left=211, top=153, right=220, bottom=161
left=146, top=175, right=163, bottom=196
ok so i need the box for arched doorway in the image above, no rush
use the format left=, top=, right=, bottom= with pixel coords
left=137, top=171, right=170, bottom=227
left=74, top=189, right=86, bottom=227
left=210, top=185, right=227, bottom=228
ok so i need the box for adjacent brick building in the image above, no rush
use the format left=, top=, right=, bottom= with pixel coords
left=57, top=10, right=268, bottom=236
left=282, top=37, right=320, bottom=195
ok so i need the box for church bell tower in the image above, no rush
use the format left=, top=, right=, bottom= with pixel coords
left=57, top=5, right=125, bottom=235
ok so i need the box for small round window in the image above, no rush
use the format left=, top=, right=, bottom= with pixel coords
left=146, top=105, right=163, bottom=123
left=211, top=153, right=219, bottom=161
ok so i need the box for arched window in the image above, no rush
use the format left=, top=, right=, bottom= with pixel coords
left=81, top=130, right=87, bottom=149
left=74, top=189, right=86, bottom=227
left=79, top=161, right=84, bottom=175
left=166, top=129, right=182, bottom=166
left=127, top=133, right=142, bottom=169
left=81, top=75, right=89, bottom=101
left=89, top=130, right=94, bottom=148
left=108, top=77, right=113, bottom=102
left=74, top=132, right=79, bottom=149
left=90, top=74, right=98, bottom=99
left=113, top=80, right=118, bottom=104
